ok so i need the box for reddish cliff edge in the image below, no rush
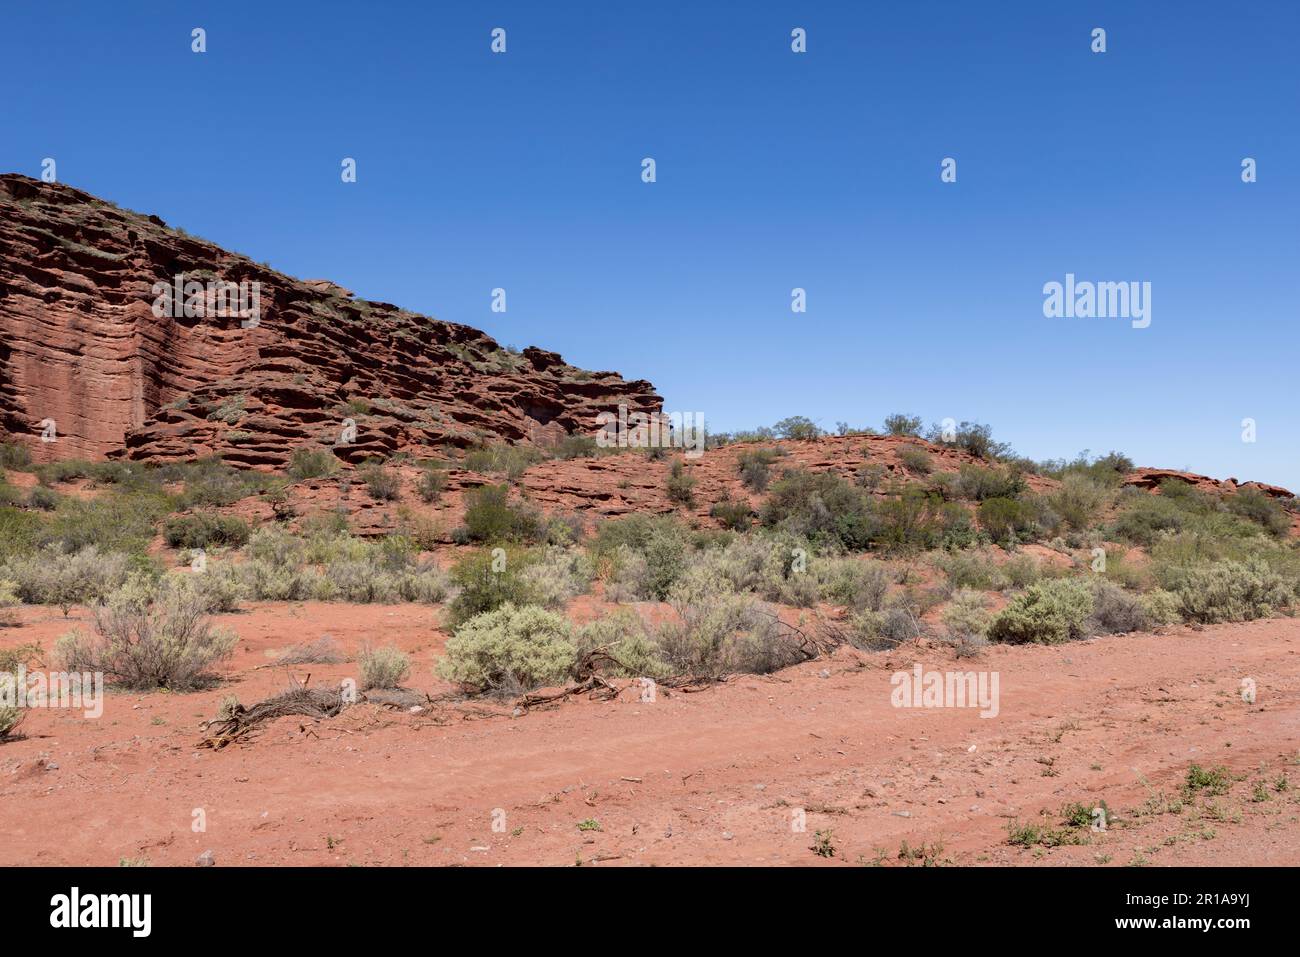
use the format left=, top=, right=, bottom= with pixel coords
left=0, top=174, right=662, bottom=468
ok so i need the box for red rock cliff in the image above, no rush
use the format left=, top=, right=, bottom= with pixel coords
left=0, top=174, right=662, bottom=468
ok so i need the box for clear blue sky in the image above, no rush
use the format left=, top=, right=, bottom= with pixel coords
left=3, top=1, right=1297, bottom=487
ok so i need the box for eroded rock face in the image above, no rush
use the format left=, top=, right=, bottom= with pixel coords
left=1121, top=468, right=1294, bottom=500
left=0, top=174, right=662, bottom=468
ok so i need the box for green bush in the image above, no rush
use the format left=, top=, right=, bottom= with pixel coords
left=897, top=445, right=933, bottom=475
left=574, top=611, right=673, bottom=679
left=163, top=512, right=251, bottom=549
left=463, top=443, right=547, bottom=482
left=0, top=442, right=32, bottom=470
left=954, top=464, right=1027, bottom=502
left=666, top=459, right=697, bottom=506
left=941, top=588, right=993, bottom=640
left=446, top=547, right=539, bottom=626
left=710, top=497, right=752, bottom=531
left=556, top=434, right=598, bottom=460
left=737, top=447, right=783, bottom=491
left=760, top=469, right=876, bottom=549
left=55, top=575, right=236, bottom=690
left=2, top=545, right=134, bottom=615
left=26, top=485, right=60, bottom=511
left=988, top=578, right=1094, bottom=645
left=977, top=497, right=1037, bottom=545
left=359, top=645, right=410, bottom=689
left=772, top=416, right=822, bottom=441
left=460, top=484, right=543, bottom=543
left=287, top=446, right=340, bottom=481
left=927, top=421, right=1009, bottom=460
left=1162, top=558, right=1293, bottom=624
left=417, top=466, right=448, bottom=503
left=934, top=549, right=1007, bottom=591
left=518, top=547, right=593, bottom=609
left=437, top=603, right=576, bottom=694
left=1225, top=488, right=1290, bottom=538
left=883, top=414, right=922, bottom=437
left=360, top=463, right=401, bottom=501
left=655, top=591, right=801, bottom=678
left=1047, top=474, right=1110, bottom=530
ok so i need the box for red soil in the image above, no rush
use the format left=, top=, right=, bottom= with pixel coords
left=2, top=601, right=1296, bottom=867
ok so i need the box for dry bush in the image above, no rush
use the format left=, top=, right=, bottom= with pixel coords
left=276, top=636, right=344, bottom=665
left=359, top=644, right=410, bottom=689
left=55, top=575, right=237, bottom=690
left=654, top=592, right=802, bottom=679
left=437, top=603, right=575, bottom=694
left=519, top=547, right=594, bottom=609
left=2, top=545, right=132, bottom=616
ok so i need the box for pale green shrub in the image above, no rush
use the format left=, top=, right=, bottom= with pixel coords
left=988, top=578, right=1094, bottom=645
left=437, top=603, right=576, bottom=694
left=359, top=645, right=410, bottom=690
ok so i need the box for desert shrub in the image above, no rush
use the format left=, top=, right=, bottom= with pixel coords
left=654, top=592, right=801, bottom=679
left=518, top=547, right=593, bottom=609
left=445, top=548, right=539, bottom=627
left=2, top=545, right=133, bottom=615
left=437, top=603, right=576, bottom=694
left=927, top=421, right=1009, bottom=461
left=555, top=434, right=598, bottom=460
left=544, top=511, right=586, bottom=546
left=1002, top=554, right=1047, bottom=589
left=163, top=512, right=250, bottom=549
left=0, top=705, right=23, bottom=740
left=1161, top=558, right=1293, bottom=624
left=245, top=525, right=307, bottom=566
left=855, top=463, right=886, bottom=491
left=977, top=497, right=1038, bottom=545
left=841, top=603, right=925, bottom=650
left=0, top=482, right=23, bottom=507
left=360, top=464, right=401, bottom=502
left=190, top=562, right=245, bottom=613
left=463, top=443, right=547, bottom=482
left=1141, top=589, right=1183, bottom=626
left=883, top=414, right=923, bottom=437
left=416, top=466, right=448, bottom=503
left=276, top=636, right=344, bottom=665
left=1047, top=474, right=1110, bottom=530
left=55, top=575, right=236, bottom=690
left=324, top=559, right=403, bottom=603
left=897, top=445, right=933, bottom=475
left=573, top=610, right=673, bottom=679
left=359, top=645, right=410, bottom=690
left=815, top=556, right=892, bottom=612
left=1086, top=579, right=1154, bottom=635
left=988, top=578, right=1094, bottom=645
left=954, top=464, right=1027, bottom=502
left=710, top=497, right=752, bottom=531
left=1112, top=494, right=1188, bottom=546
left=934, top=549, right=1007, bottom=591
left=33, top=459, right=95, bottom=485
left=26, top=485, right=60, bottom=511
left=43, top=490, right=172, bottom=556
left=1038, top=450, right=1134, bottom=485
left=666, top=459, right=697, bottom=506
left=872, top=483, right=946, bottom=550
left=391, top=561, right=452, bottom=604
left=941, top=588, right=993, bottom=640
left=238, top=559, right=321, bottom=601
left=286, top=446, right=339, bottom=481
left=760, top=469, right=877, bottom=550
left=737, top=447, right=783, bottom=491
left=459, top=484, right=544, bottom=543
left=0, top=579, right=21, bottom=627
left=772, top=416, right=822, bottom=441
left=1225, top=488, right=1290, bottom=538
left=176, top=458, right=266, bottom=508
left=0, top=441, right=32, bottom=470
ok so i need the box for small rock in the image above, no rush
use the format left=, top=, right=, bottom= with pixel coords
left=511, top=707, right=523, bottom=718
left=817, top=669, right=831, bottom=679
left=408, top=705, right=424, bottom=714
left=195, top=850, right=215, bottom=867
left=722, top=832, right=734, bottom=840
left=753, top=783, right=767, bottom=791
left=45, top=762, right=59, bottom=771
left=892, top=810, right=912, bottom=818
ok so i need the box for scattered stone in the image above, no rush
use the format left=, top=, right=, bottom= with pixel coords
left=195, top=850, right=215, bottom=867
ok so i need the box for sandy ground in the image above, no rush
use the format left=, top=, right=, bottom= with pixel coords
left=1, top=602, right=1297, bottom=867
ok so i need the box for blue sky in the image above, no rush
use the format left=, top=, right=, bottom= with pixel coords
left=3, top=1, right=1297, bottom=486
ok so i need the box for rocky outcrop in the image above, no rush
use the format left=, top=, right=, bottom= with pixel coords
left=1121, top=468, right=1294, bottom=500
left=0, top=174, right=661, bottom=468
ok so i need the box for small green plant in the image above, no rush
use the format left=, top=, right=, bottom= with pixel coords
left=437, top=602, right=575, bottom=694
left=666, top=459, right=697, bottom=506
left=1184, top=764, right=1231, bottom=797
left=416, top=466, right=448, bottom=503
left=359, top=644, right=410, bottom=690
left=811, top=829, right=837, bottom=858
left=163, top=512, right=251, bottom=549
left=287, top=446, right=340, bottom=481
left=988, top=578, right=1094, bottom=645
left=576, top=819, right=602, bottom=832
left=897, top=445, right=933, bottom=475
left=360, top=463, right=401, bottom=502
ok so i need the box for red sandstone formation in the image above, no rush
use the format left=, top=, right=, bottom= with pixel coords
left=0, top=174, right=661, bottom=469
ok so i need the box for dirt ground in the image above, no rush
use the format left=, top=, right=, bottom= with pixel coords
left=1, top=602, right=1297, bottom=867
